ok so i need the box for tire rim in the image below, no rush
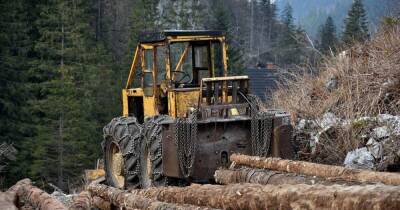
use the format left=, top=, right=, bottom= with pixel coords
left=110, top=142, right=125, bottom=188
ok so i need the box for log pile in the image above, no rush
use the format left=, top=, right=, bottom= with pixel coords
left=4, top=153, right=400, bottom=210
left=130, top=182, right=400, bottom=209
left=87, top=183, right=216, bottom=210
left=214, top=168, right=361, bottom=186
left=230, top=154, right=400, bottom=185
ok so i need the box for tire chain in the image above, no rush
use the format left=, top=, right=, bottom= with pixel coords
left=146, top=116, right=165, bottom=182
left=248, top=95, right=274, bottom=157
left=102, top=116, right=142, bottom=186
left=175, top=110, right=198, bottom=178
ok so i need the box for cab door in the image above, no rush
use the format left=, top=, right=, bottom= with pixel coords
left=142, top=46, right=157, bottom=118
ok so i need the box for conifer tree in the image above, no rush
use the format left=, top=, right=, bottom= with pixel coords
left=319, top=16, right=338, bottom=55
left=209, top=0, right=244, bottom=75
left=160, top=0, right=206, bottom=30
left=29, top=0, right=112, bottom=191
left=258, top=0, right=278, bottom=62
left=277, top=3, right=304, bottom=64
left=0, top=0, right=37, bottom=187
left=342, top=0, right=369, bottom=45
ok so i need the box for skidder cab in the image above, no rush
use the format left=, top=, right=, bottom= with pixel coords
left=103, top=30, right=295, bottom=189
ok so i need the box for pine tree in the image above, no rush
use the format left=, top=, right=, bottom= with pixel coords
left=342, top=0, right=369, bottom=45
left=129, top=0, right=160, bottom=39
left=160, top=0, right=206, bottom=30
left=209, top=0, right=244, bottom=75
left=319, top=16, right=338, bottom=55
left=29, top=0, right=111, bottom=191
left=258, top=0, right=279, bottom=63
left=277, top=3, right=304, bottom=65
left=0, top=0, right=37, bottom=187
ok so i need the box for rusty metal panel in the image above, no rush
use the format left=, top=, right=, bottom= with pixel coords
left=162, top=123, right=181, bottom=178
left=192, top=120, right=251, bottom=182
left=271, top=114, right=294, bottom=159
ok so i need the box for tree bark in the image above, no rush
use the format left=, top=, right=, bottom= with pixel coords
left=88, top=184, right=215, bottom=210
left=231, top=154, right=400, bottom=185
left=132, top=183, right=400, bottom=210
left=9, top=178, right=66, bottom=210
left=214, top=168, right=360, bottom=185
left=69, top=191, right=91, bottom=210
left=92, top=196, right=111, bottom=210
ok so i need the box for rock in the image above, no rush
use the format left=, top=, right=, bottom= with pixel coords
left=325, top=76, right=338, bottom=92
left=377, top=114, right=395, bottom=123
left=344, top=147, right=375, bottom=170
left=297, top=119, right=307, bottom=130
left=377, top=114, right=400, bottom=135
left=372, top=126, right=390, bottom=140
left=369, top=143, right=383, bottom=160
left=318, top=112, right=340, bottom=129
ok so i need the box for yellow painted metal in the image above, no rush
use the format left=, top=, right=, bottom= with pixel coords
left=122, top=89, right=129, bottom=117
left=141, top=44, right=154, bottom=50
left=166, top=46, right=171, bottom=80
left=174, top=89, right=200, bottom=118
left=126, top=46, right=140, bottom=89
left=84, top=169, right=105, bottom=182
left=174, top=44, right=190, bottom=72
left=222, top=41, right=228, bottom=77
left=168, top=36, right=225, bottom=43
left=126, top=88, right=144, bottom=97
left=230, top=108, right=239, bottom=116
left=168, top=91, right=176, bottom=118
left=143, top=96, right=157, bottom=117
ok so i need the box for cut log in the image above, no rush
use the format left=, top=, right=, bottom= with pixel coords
left=88, top=183, right=217, bottom=210
left=69, top=191, right=91, bottom=210
left=231, top=154, right=400, bottom=185
left=132, top=183, right=400, bottom=210
left=92, top=196, right=111, bottom=210
left=0, top=192, right=18, bottom=210
left=9, top=178, right=66, bottom=210
left=214, top=168, right=360, bottom=185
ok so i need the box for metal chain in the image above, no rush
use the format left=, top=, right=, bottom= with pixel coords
left=249, top=95, right=273, bottom=157
left=175, top=110, right=198, bottom=178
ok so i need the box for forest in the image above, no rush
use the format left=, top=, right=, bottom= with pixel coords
left=0, top=0, right=398, bottom=192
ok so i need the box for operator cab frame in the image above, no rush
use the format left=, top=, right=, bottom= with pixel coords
left=122, top=30, right=248, bottom=121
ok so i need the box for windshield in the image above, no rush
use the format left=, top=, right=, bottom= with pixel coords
left=169, top=41, right=223, bottom=86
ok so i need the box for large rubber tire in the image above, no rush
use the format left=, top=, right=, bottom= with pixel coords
left=103, top=116, right=142, bottom=189
left=140, top=115, right=171, bottom=188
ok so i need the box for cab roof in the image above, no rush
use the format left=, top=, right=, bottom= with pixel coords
left=138, top=30, right=225, bottom=43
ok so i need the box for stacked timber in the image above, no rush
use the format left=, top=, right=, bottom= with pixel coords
left=229, top=154, right=400, bottom=185
left=128, top=182, right=400, bottom=210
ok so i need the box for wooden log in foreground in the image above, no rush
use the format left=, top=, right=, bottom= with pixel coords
left=0, top=192, right=18, bottom=210
left=133, top=183, right=400, bottom=210
left=214, top=168, right=360, bottom=185
left=8, top=178, right=66, bottom=210
left=231, top=154, right=400, bottom=185
left=68, top=191, right=91, bottom=210
left=88, top=184, right=217, bottom=210
left=92, top=196, right=111, bottom=210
